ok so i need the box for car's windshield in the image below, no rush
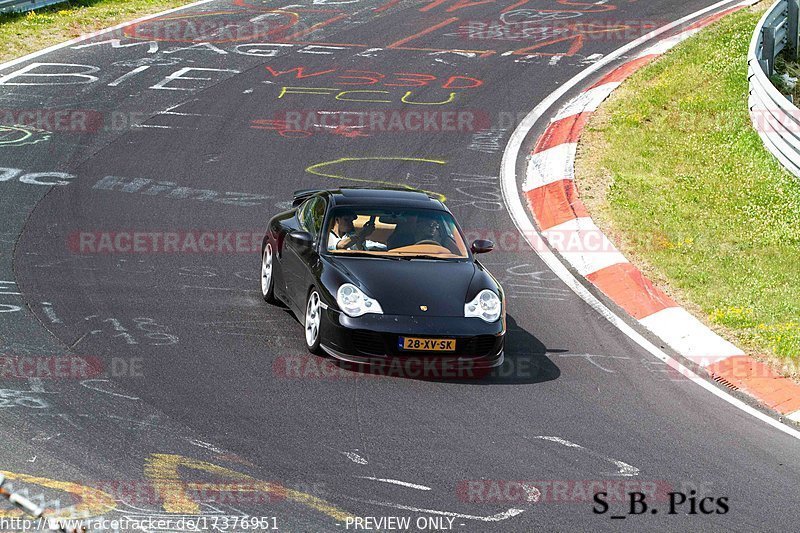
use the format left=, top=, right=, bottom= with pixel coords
left=325, top=207, right=469, bottom=259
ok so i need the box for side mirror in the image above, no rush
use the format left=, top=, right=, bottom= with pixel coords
left=288, top=230, right=314, bottom=251
left=471, top=239, right=494, bottom=254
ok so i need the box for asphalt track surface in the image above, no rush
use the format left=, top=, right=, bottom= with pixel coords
left=1, top=1, right=799, bottom=531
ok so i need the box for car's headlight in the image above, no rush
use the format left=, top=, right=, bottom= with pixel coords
left=337, top=283, right=383, bottom=317
left=464, top=289, right=501, bottom=322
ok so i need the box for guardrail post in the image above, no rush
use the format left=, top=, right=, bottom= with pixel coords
left=763, top=23, right=777, bottom=75
left=789, top=0, right=800, bottom=59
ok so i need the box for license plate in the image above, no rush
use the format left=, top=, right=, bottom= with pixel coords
left=398, top=337, right=456, bottom=352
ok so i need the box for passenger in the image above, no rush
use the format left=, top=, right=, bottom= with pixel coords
left=328, top=214, right=375, bottom=251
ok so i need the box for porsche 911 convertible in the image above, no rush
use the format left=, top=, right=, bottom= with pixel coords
left=260, top=188, right=505, bottom=371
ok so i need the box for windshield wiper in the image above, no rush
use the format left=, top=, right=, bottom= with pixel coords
left=334, top=251, right=402, bottom=260
left=394, top=254, right=453, bottom=261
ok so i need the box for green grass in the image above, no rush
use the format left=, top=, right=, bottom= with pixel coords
left=575, top=5, right=800, bottom=375
left=0, top=0, right=195, bottom=64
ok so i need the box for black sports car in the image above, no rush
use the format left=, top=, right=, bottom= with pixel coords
left=260, top=188, right=505, bottom=373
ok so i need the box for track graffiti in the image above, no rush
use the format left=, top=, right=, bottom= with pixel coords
left=44, top=0, right=642, bottom=65
left=497, top=263, right=571, bottom=300
left=0, top=281, right=22, bottom=314
left=91, top=175, right=273, bottom=207
left=0, top=168, right=272, bottom=207
left=123, top=10, right=302, bottom=43
left=305, top=156, right=448, bottom=200
left=0, top=63, right=242, bottom=92
left=0, top=168, right=74, bottom=186
left=265, top=66, right=484, bottom=88
left=0, top=472, right=115, bottom=519
left=81, top=316, right=179, bottom=347
left=0, top=389, right=51, bottom=409
left=0, top=454, right=350, bottom=521
left=143, top=454, right=352, bottom=520
left=276, top=86, right=461, bottom=105
left=468, top=127, right=509, bottom=153
left=0, top=125, right=51, bottom=148
left=251, top=117, right=370, bottom=138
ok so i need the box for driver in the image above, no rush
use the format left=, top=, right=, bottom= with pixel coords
left=414, top=217, right=443, bottom=244
left=328, top=213, right=375, bottom=250
left=417, top=218, right=442, bottom=242
left=413, top=216, right=460, bottom=254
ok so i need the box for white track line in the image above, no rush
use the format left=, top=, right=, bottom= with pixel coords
left=79, top=379, right=140, bottom=400
left=341, top=451, right=368, bottom=465
left=533, top=435, right=582, bottom=448
left=500, top=0, right=800, bottom=441
left=356, top=476, right=432, bottom=491
left=532, top=436, right=640, bottom=476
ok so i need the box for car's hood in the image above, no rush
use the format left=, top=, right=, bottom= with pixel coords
left=329, top=257, right=477, bottom=317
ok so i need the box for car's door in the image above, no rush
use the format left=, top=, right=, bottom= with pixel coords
left=283, top=196, right=326, bottom=310
left=301, top=198, right=328, bottom=303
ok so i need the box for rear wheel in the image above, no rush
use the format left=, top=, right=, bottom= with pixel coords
left=261, top=243, right=276, bottom=303
left=305, top=289, right=323, bottom=354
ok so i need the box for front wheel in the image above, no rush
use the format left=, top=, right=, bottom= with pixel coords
left=261, top=243, right=276, bottom=303
left=304, top=289, right=323, bottom=354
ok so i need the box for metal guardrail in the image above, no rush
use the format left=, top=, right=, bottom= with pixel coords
left=748, top=0, right=800, bottom=177
left=0, top=0, right=68, bottom=14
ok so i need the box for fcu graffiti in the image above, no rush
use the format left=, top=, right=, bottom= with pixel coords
left=277, top=87, right=460, bottom=105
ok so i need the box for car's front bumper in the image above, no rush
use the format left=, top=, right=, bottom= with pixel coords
left=319, top=307, right=505, bottom=376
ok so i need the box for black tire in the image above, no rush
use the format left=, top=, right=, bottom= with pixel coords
left=304, top=288, right=323, bottom=354
left=260, top=242, right=277, bottom=303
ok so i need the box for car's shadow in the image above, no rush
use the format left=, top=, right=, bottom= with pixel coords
left=457, top=314, right=562, bottom=385
left=327, top=315, right=561, bottom=385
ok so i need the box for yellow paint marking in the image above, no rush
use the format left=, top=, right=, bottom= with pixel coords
left=400, top=91, right=457, bottom=105
left=144, top=454, right=352, bottom=522
left=0, top=471, right=115, bottom=519
left=304, top=157, right=447, bottom=201
left=0, top=126, right=32, bottom=145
